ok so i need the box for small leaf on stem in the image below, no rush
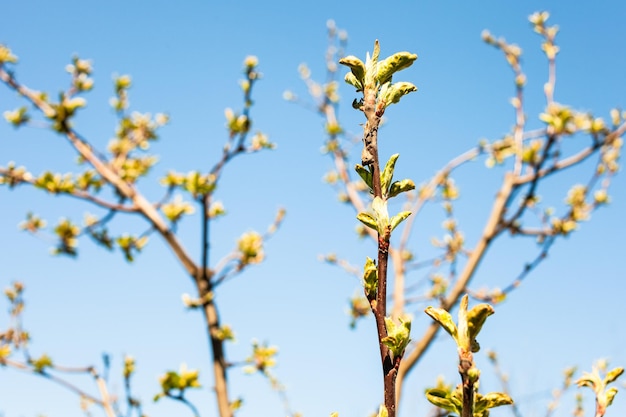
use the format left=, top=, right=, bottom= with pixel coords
left=362, top=257, right=378, bottom=299
left=381, top=316, right=411, bottom=358
left=376, top=51, right=418, bottom=85
left=390, top=211, right=411, bottom=232
left=424, top=388, right=462, bottom=415
left=338, top=56, right=366, bottom=85
left=388, top=178, right=415, bottom=198
left=357, top=212, right=378, bottom=231
left=380, top=154, right=399, bottom=197
left=355, top=164, right=373, bottom=190
left=466, top=302, right=495, bottom=352
left=424, top=306, right=458, bottom=344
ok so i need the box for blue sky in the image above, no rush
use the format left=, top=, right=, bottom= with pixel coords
left=1, top=1, right=625, bottom=417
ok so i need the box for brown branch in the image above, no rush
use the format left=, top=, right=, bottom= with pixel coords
left=396, top=126, right=549, bottom=252
left=515, top=123, right=626, bottom=185
left=504, top=133, right=557, bottom=227
left=202, top=298, right=230, bottom=417
left=1, top=65, right=237, bottom=417
left=165, top=392, right=202, bottom=417
left=1, top=56, right=279, bottom=417
left=360, top=76, right=398, bottom=416
left=92, top=367, right=118, bottom=417
left=2, top=358, right=116, bottom=416
left=459, top=359, right=475, bottom=417
left=0, top=67, right=199, bottom=280
left=68, top=129, right=199, bottom=276
left=196, top=191, right=231, bottom=417
left=0, top=169, right=138, bottom=213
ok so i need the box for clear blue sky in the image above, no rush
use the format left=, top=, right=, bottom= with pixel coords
left=1, top=1, right=625, bottom=417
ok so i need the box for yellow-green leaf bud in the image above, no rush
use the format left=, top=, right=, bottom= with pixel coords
left=376, top=51, right=418, bottom=85
left=338, top=55, right=366, bottom=85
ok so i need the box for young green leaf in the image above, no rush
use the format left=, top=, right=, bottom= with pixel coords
left=344, top=72, right=363, bottom=91
left=390, top=211, right=411, bottom=232
left=380, top=81, right=418, bottom=107
left=355, top=164, right=373, bottom=190
left=424, top=389, right=461, bottom=415
left=424, top=306, right=458, bottom=344
left=377, top=51, right=418, bottom=85
left=364, top=40, right=381, bottom=90
left=467, top=302, right=495, bottom=352
left=604, top=387, right=619, bottom=407
left=457, top=294, right=471, bottom=352
left=474, top=392, right=514, bottom=413
left=363, top=257, right=378, bottom=299
left=380, top=154, right=399, bottom=197
left=357, top=212, right=378, bottom=231
left=388, top=178, right=416, bottom=198
left=381, top=316, right=411, bottom=358
left=604, top=367, right=624, bottom=385
left=338, top=55, right=366, bottom=85
left=576, top=373, right=598, bottom=389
